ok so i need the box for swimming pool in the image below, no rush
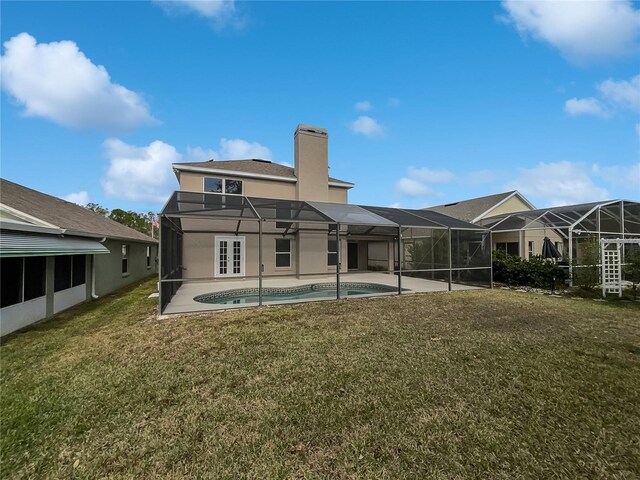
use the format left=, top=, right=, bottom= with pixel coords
left=193, top=282, right=401, bottom=305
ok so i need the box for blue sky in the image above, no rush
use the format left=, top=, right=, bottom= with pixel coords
left=2, top=1, right=639, bottom=213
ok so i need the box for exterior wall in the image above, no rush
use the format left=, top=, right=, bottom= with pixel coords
left=368, top=241, right=390, bottom=270
left=524, top=230, right=565, bottom=259
left=297, top=231, right=330, bottom=276
left=492, top=230, right=565, bottom=259
left=94, top=239, right=157, bottom=297
left=178, top=171, right=298, bottom=200
left=181, top=230, right=351, bottom=279
left=53, top=284, right=86, bottom=314
left=178, top=171, right=349, bottom=204
left=0, top=296, right=47, bottom=337
left=328, top=187, right=348, bottom=204
left=481, top=195, right=532, bottom=220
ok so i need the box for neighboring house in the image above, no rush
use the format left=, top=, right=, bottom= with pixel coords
left=0, top=179, right=158, bottom=336
left=426, top=191, right=565, bottom=259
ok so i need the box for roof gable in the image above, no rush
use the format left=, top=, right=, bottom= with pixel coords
left=425, top=191, right=535, bottom=223
left=0, top=179, right=156, bottom=243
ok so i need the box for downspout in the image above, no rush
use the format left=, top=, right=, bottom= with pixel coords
left=92, top=237, right=107, bottom=299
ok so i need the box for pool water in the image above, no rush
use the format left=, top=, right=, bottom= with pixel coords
left=194, top=282, right=400, bottom=305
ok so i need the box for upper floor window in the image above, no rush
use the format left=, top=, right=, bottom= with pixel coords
left=204, top=177, right=243, bottom=195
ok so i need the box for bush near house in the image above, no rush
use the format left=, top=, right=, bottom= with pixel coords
left=572, top=237, right=600, bottom=291
left=623, top=248, right=640, bottom=299
left=492, top=249, right=567, bottom=290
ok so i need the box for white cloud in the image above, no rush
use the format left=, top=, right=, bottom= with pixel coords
left=101, top=136, right=273, bottom=203
left=407, top=167, right=456, bottom=184
left=592, top=163, right=640, bottom=190
left=387, top=202, right=402, bottom=208
left=350, top=116, right=384, bottom=137
left=393, top=166, right=500, bottom=200
left=216, top=138, right=272, bottom=159
left=354, top=101, right=372, bottom=111
left=564, top=97, right=609, bottom=117
left=184, top=146, right=217, bottom=162
left=501, top=0, right=640, bottom=61
left=62, top=191, right=90, bottom=206
left=102, top=139, right=182, bottom=203
left=155, top=0, right=241, bottom=28
left=507, top=161, right=609, bottom=206
left=598, top=75, right=640, bottom=111
left=395, top=178, right=432, bottom=197
left=0, top=33, right=156, bottom=134
left=184, top=139, right=271, bottom=162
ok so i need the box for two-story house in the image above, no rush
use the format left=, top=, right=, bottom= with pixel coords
left=171, top=125, right=361, bottom=281
left=159, top=124, right=493, bottom=314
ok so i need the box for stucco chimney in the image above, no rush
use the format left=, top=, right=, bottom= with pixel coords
left=294, top=124, right=329, bottom=201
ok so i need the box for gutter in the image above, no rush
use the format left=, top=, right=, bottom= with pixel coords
left=91, top=237, right=107, bottom=300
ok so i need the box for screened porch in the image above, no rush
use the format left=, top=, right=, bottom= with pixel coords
left=159, top=192, right=492, bottom=315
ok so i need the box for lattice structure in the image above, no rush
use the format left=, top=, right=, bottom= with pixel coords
left=602, top=248, right=621, bottom=296
left=600, top=238, right=640, bottom=298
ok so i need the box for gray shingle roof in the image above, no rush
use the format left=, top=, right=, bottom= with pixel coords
left=0, top=179, right=157, bottom=243
left=425, top=191, right=519, bottom=222
left=174, top=159, right=354, bottom=185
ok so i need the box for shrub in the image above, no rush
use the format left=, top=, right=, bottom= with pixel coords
left=623, top=248, right=640, bottom=299
left=492, top=249, right=567, bottom=290
left=572, top=238, right=600, bottom=290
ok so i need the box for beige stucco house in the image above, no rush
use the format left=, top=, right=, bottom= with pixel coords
left=159, top=124, right=493, bottom=314
left=0, top=179, right=158, bottom=336
left=427, top=191, right=566, bottom=259
left=171, top=125, right=385, bottom=281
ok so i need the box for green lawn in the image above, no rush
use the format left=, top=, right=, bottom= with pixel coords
left=2, top=280, right=639, bottom=479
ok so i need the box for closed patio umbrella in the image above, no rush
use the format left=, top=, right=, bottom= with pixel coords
left=541, top=236, right=561, bottom=259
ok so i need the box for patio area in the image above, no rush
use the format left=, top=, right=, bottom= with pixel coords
left=159, top=192, right=493, bottom=315
left=161, top=271, right=481, bottom=315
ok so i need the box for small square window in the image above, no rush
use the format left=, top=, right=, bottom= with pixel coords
left=225, top=179, right=243, bottom=194
left=204, top=177, right=223, bottom=193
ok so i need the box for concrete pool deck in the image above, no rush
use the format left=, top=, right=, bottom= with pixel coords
left=161, top=272, right=481, bottom=315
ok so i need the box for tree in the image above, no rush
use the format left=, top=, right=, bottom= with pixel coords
left=83, top=203, right=157, bottom=237
left=108, top=209, right=154, bottom=236
left=85, top=203, right=109, bottom=217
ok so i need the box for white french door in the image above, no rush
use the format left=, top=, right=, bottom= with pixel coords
left=215, top=236, right=245, bottom=278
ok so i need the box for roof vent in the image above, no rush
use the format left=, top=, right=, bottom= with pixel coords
left=251, top=159, right=272, bottom=164
left=444, top=202, right=459, bottom=207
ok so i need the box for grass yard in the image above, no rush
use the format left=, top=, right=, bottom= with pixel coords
left=1, top=280, right=639, bottom=479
